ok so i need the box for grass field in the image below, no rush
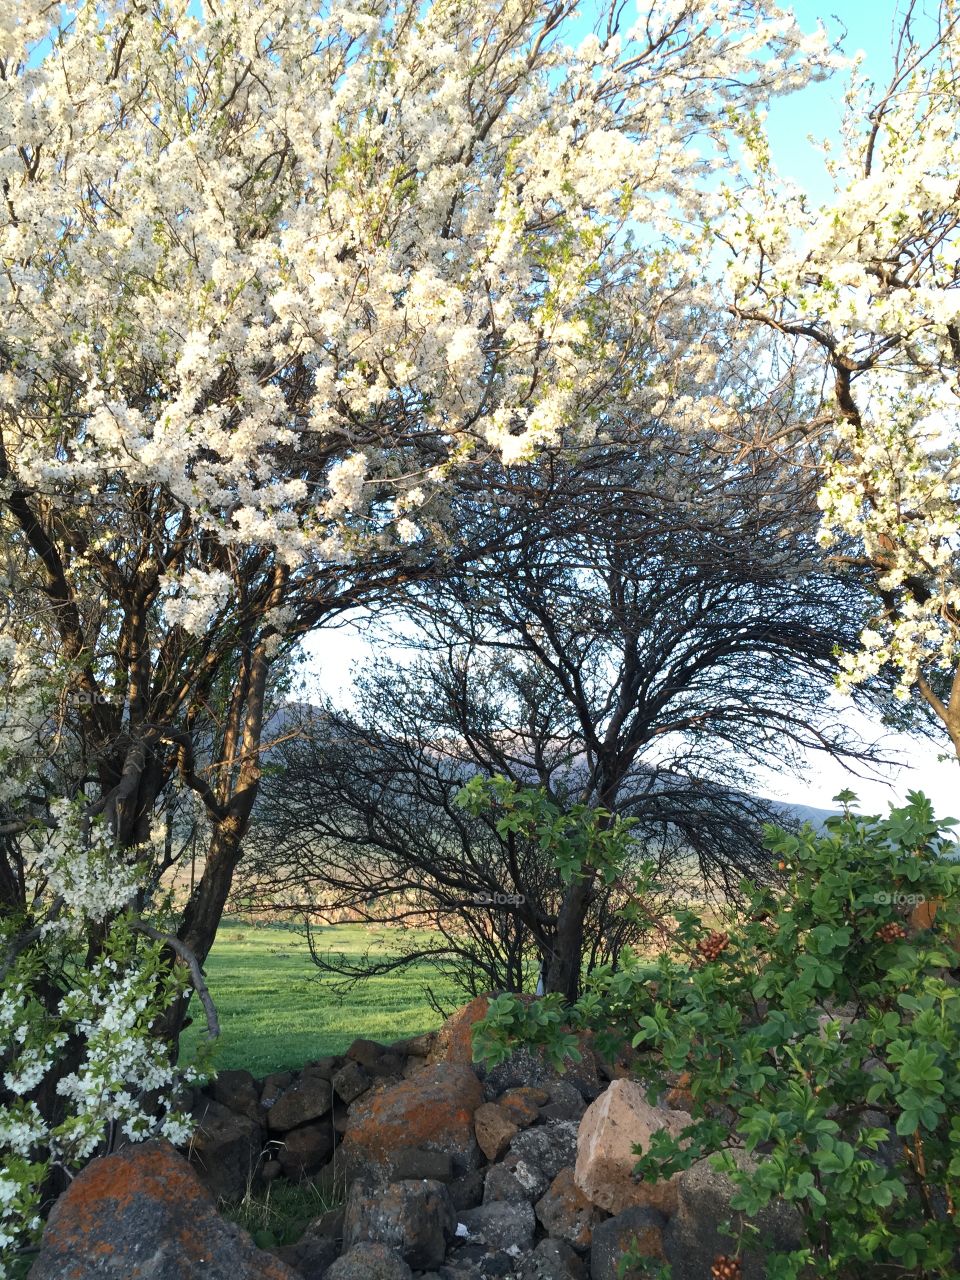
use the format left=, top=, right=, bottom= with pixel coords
left=179, top=921, right=461, bottom=1075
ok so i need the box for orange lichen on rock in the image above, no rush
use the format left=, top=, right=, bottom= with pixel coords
left=28, top=1139, right=299, bottom=1280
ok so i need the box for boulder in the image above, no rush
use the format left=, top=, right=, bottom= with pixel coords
left=343, top=1178, right=456, bottom=1269
left=474, top=1103, right=519, bottom=1161
left=662, top=1151, right=804, bottom=1280
left=501, top=1152, right=550, bottom=1201
left=509, top=1119, right=580, bottom=1182
left=272, top=1233, right=339, bottom=1280
left=266, top=1075, right=333, bottom=1132
left=27, top=1139, right=297, bottom=1280
left=277, top=1119, right=336, bottom=1179
left=535, top=1167, right=603, bottom=1250
left=541, top=1081, right=586, bottom=1123
left=260, top=1071, right=294, bottom=1111
left=448, top=1169, right=486, bottom=1211
left=497, top=1087, right=545, bottom=1128
left=483, top=1042, right=599, bottom=1098
left=590, top=1206, right=667, bottom=1280
left=428, top=995, right=492, bottom=1065
left=484, top=1164, right=531, bottom=1204
left=389, top=1146, right=455, bottom=1182
left=187, top=1097, right=263, bottom=1201
left=323, top=1242, right=413, bottom=1280
left=520, top=1238, right=588, bottom=1280
left=210, top=1069, right=261, bottom=1123
left=346, top=1037, right=405, bottom=1078
left=457, top=1200, right=537, bottom=1252
left=575, top=1079, right=691, bottom=1215
left=333, top=1060, right=372, bottom=1104
left=341, top=1063, right=485, bottom=1180
left=302, top=1056, right=339, bottom=1079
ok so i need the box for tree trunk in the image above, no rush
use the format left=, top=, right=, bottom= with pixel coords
left=543, top=876, right=594, bottom=1002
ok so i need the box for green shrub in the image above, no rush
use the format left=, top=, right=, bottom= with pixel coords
left=472, top=790, right=960, bottom=1279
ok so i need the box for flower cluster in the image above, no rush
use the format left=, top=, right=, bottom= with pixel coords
left=725, top=17, right=960, bottom=715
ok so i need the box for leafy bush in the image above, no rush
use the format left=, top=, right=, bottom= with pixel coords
left=473, top=790, right=960, bottom=1279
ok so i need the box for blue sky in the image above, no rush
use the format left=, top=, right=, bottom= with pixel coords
left=304, top=0, right=960, bottom=820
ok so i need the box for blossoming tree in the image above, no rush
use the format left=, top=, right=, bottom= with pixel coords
left=0, top=0, right=834, bottom=1263
left=726, top=0, right=960, bottom=757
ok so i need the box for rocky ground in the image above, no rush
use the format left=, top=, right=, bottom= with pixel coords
left=27, top=997, right=802, bottom=1280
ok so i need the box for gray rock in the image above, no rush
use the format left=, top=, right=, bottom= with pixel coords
left=520, top=1238, right=588, bottom=1280
left=507, top=1120, right=579, bottom=1181
left=591, top=1206, right=667, bottom=1279
left=457, top=1200, right=536, bottom=1252
left=333, top=1059, right=372, bottom=1104
left=277, top=1119, right=336, bottom=1179
left=390, top=1146, right=455, bottom=1182
left=187, top=1097, right=263, bottom=1201
left=345, top=1037, right=405, bottom=1077
left=303, top=1056, right=339, bottom=1079
left=211, top=1069, right=261, bottom=1122
left=260, top=1071, right=294, bottom=1111
left=483, top=1164, right=531, bottom=1204
left=267, top=1075, right=333, bottom=1132
left=273, top=1234, right=339, bottom=1280
left=27, top=1140, right=298, bottom=1280
left=482, top=1040, right=601, bottom=1100
left=322, top=1242, right=413, bottom=1280
left=343, top=1178, right=456, bottom=1270
left=448, top=1169, right=486, bottom=1211
left=663, top=1152, right=803, bottom=1280
left=501, top=1152, right=550, bottom=1200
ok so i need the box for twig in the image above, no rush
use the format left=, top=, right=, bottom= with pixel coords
left=130, top=921, right=220, bottom=1040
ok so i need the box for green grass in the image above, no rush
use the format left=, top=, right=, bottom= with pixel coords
left=180, top=921, right=461, bottom=1075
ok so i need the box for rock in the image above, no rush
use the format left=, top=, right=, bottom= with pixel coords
left=457, top=1201, right=537, bottom=1252
left=261, top=1159, right=283, bottom=1182
left=535, top=1167, right=602, bottom=1250
left=260, top=1071, right=294, bottom=1111
left=390, top=1146, right=455, bottom=1182
left=311, top=1205, right=346, bottom=1241
left=520, top=1238, right=588, bottom=1280
left=575, top=1079, right=691, bottom=1215
left=474, top=1103, right=519, bottom=1161
left=540, top=1081, right=586, bottom=1122
left=483, top=1164, right=530, bottom=1204
left=266, top=1075, right=333, bottom=1132
left=211, top=1069, right=261, bottom=1122
left=501, top=1152, right=550, bottom=1201
left=323, top=1242, right=413, bottom=1280
left=392, top=1032, right=436, bottom=1058
left=509, top=1119, right=580, bottom=1182
left=429, top=995, right=493, bottom=1065
left=333, top=1060, right=372, bottom=1104
left=310, top=1158, right=348, bottom=1204
left=272, top=1233, right=340, bottom=1280
left=590, top=1206, right=667, bottom=1279
left=483, top=1037, right=600, bottom=1100
left=302, top=1056, right=339, bottom=1079
left=187, top=1097, right=263, bottom=1201
left=662, top=1151, right=804, bottom=1280
left=342, top=1063, right=485, bottom=1180
left=664, top=1071, right=695, bottom=1112
left=402, top=1055, right=429, bottom=1079
left=344, top=1178, right=456, bottom=1269
left=448, top=1169, right=486, bottom=1211
left=497, top=1087, right=543, bottom=1127
left=27, top=1139, right=297, bottom=1280
left=277, top=1119, right=336, bottom=1179
left=346, top=1037, right=405, bottom=1077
